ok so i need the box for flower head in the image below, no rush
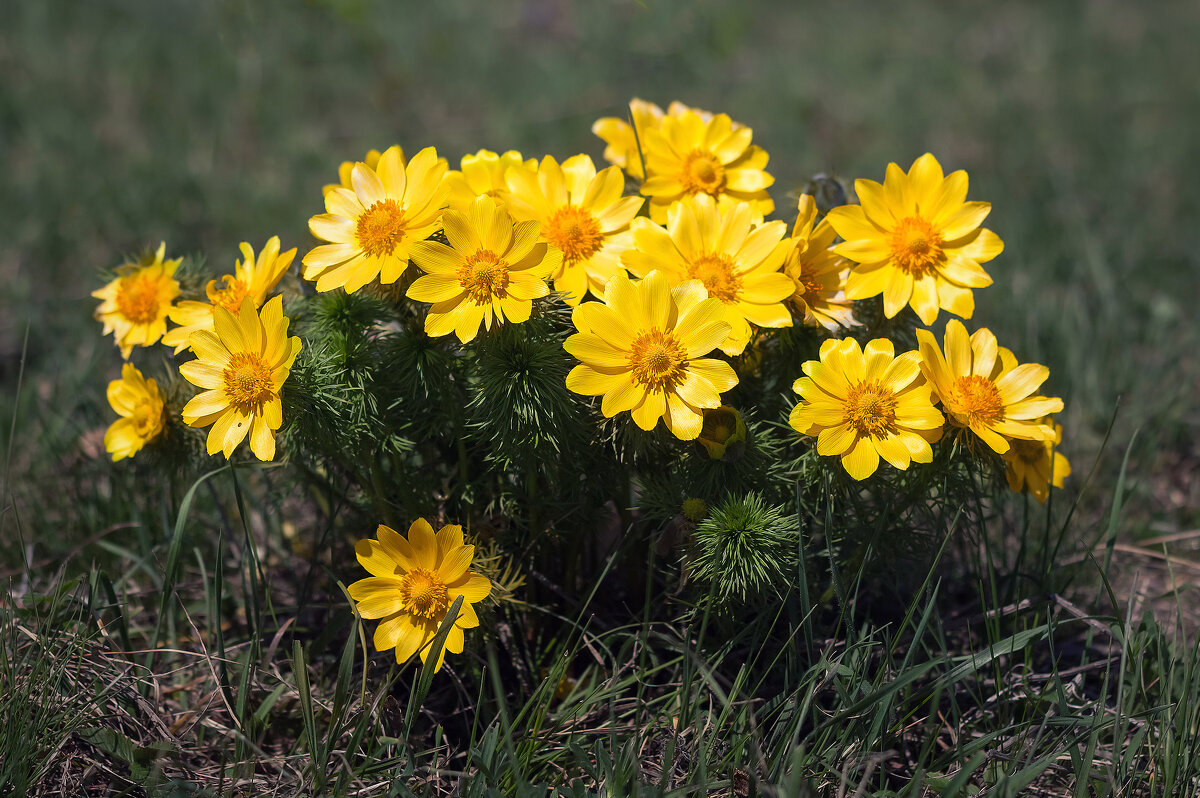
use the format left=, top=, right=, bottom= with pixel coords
left=825, top=153, right=1002, bottom=325
left=92, top=243, right=181, bottom=358
left=444, top=149, right=537, bottom=211
left=695, top=405, right=748, bottom=461
left=564, top=270, right=737, bottom=440
left=790, top=338, right=944, bottom=480
left=784, top=195, right=858, bottom=331
left=407, top=196, right=562, bottom=343
left=349, top=519, right=491, bottom=672
left=1004, top=418, right=1070, bottom=503
left=622, top=194, right=794, bottom=355
left=303, top=145, right=449, bottom=293
left=916, top=320, right=1063, bottom=454
left=163, top=237, right=295, bottom=354
left=504, top=154, right=643, bottom=305
left=639, top=107, right=774, bottom=223
left=179, top=295, right=301, bottom=461
left=104, top=363, right=166, bottom=461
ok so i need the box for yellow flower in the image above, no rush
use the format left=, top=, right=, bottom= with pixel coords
left=444, top=149, right=536, bottom=211
left=622, top=194, right=794, bottom=356
left=163, top=237, right=296, bottom=354
left=916, top=320, right=1063, bottom=454
left=695, top=405, right=748, bottom=461
left=825, top=153, right=1002, bottom=325
left=322, top=147, right=396, bottom=197
left=104, top=363, right=166, bottom=461
left=789, top=338, right=944, bottom=480
left=1004, top=418, right=1070, bottom=503
left=784, top=195, right=858, bottom=331
left=564, top=270, right=737, bottom=440
left=179, top=295, right=301, bottom=461
left=407, top=196, right=562, bottom=343
left=92, top=243, right=182, bottom=359
left=639, top=107, right=774, bottom=223
left=349, top=519, right=491, bottom=673
left=591, top=97, right=667, bottom=181
left=303, top=145, right=449, bottom=293
left=504, top=154, right=643, bottom=305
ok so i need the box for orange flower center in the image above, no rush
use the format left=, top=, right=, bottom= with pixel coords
left=628, top=328, right=688, bottom=391
left=356, top=199, right=407, bottom=257
left=223, top=352, right=275, bottom=412
left=457, top=249, right=510, bottom=303
left=544, top=205, right=603, bottom=264
left=949, top=375, right=1004, bottom=427
left=687, top=253, right=742, bottom=303
left=889, top=215, right=945, bottom=276
left=207, top=275, right=250, bottom=314
left=115, top=274, right=162, bottom=324
left=843, top=380, right=898, bottom=436
left=794, top=268, right=824, bottom=299
left=681, top=149, right=726, bottom=196
left=400, top=568, right=449, bottom=619
left=132, top=398, right=162, bottom=438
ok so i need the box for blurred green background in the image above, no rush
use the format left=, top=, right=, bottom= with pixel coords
left=3, top=0, right=1199, bottom=535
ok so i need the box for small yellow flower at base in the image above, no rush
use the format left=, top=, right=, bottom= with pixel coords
left=826, top=153, right=1003, bottom=326
left=104, top=363, right=166, bottom=461
left=407, top=196, right=562, bottom=344
left=1004, top=419, right=1070, bottom=503
left=639, top=108, right=774, bottom=223
left=785, top=195, right=858, bottom=332
left=179, top=295, right=301, bottom=462
left=444, top=149, right=537, bottom=211
left=564, top=270, right=737, bottom=440
left=163, top=237, right=296, bottom=354
left=349, top=519, right=491, bottom=673
left=695, top=405, right=748, bottom=462
left=622, top=194, right=794, bottom=356
left=93, top=243, right=182, bottom=359
left=303, top=145, right=450, bottom=294
left=790, top=338, right=944, bottom=481
left=916, top=320, right=1063, bottom=455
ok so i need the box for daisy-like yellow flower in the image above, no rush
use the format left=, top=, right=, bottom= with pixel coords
left=444, top=149, right=537, bottom=211
left=104, top=363, right=166, bottom=461
left=789, top=338, right=944, bottom=480
left=825, top=153, right=1002, bottom=325
left=349, top=519, right=491, bottom=673
left=1004, top=418, right=1070, bottom=503
left=564, top=270, right=737, bottom=440
left=407, top=196, right=562, bottom=343
left=784, top=195, right=858, bottom=331
left=303, top=145, right=449, bottom=293
left=622, top=194, right=794, bottom=356
left=504, top=154, right=643, bottom=305
left=322, top=147, right=397, bottom=197
left=162, top=237, right=296, bottom=354
left=93, top=243, right=182, bottom=359
left=179, top=295, right=301, bottom=461
left=916, top=320, right=1063, bottom=454
left=639, top=107, right=774, bottom=223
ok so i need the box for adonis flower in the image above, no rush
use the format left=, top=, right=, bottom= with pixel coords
left=444, top=149, right=537, bottom=211
left=349, top=519, right=491, bottom=673
left=163, top=237, right=295, bottom=354
left=104, top=363, right=166, bottom=461
left=784, top=195, right=858, bottom=331
left=622, top=195, right=793, bottom=355
left=790, top=338, right=943, bottom=480
left=916, top=320, right=1063, bottom=454
left=639, top=107, right=774, bottom=222
left=180, top=295, right=301, bottom=461
left=564, top=270, right=737, bottom=440
left=408, top=196, right=562, bottom=343
left=826, top=153, right=1002, bottom=325
left=1004, top=417, right=1070, bottom=503
left=504, top=154, right=643, bottom=305
left=93, top=243, right=181, bottom=359
left=303, top=145, right=449, bottom=293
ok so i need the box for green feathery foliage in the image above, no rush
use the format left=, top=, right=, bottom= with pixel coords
left=689, top=491, right=799, bottom=605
